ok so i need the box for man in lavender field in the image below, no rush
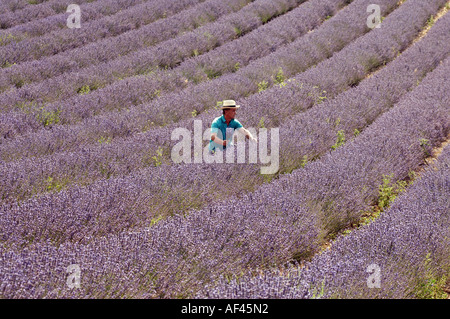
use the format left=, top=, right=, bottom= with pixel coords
left=209, top=100, right=257, bottom=153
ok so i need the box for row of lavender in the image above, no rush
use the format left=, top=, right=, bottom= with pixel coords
left=201, top=143, right=450, bottom=299
left=0, top=53, right=448, bottom=299
left=0, top=0, right=346, bottom=142
left=0, top=0, right=399, bottom=150
left=0, top=0, right=443, bottom=209
left=0, top=0, right=227, bottom=67
left=0, top=0, right=307, bottom=98
left=0, top=0, right=154, bottom=41
left=0, top=0, right=304, bottom=113
left=0, top=0, right=231, bottom=93
left=0, top=0, right=345, bottom=103
left=0, top=0, right=96, bottom=29
left=0, top=0, right=152, bottom=43
left=0, top=0, right=402, bottom=202
left=0, top=0, right=48, bottom=15
left=0, top=2, right=447, bottom=251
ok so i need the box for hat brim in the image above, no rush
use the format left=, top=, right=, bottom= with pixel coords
left=221, top=105, right=240, bottom=110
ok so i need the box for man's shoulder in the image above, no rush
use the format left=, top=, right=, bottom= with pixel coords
left=211, top=116, right=224, bottom=125
left=231, top=118, right=243, bottom=128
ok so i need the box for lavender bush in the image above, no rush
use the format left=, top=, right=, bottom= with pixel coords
left=0, top=57, right=448, bottom=299
left=0, top=0, right=402, bottom=147
left=0, top=0, right=448, bottom=300
left=0, top=0, right=95, bottom=29
left=0, top=0, right=212, bottom=66
left=0, top=0, right=445, bottom=207
left=0, top=0, right=298, bottom=104
left=200, top=143, right=450, bottom=299
left=0, top=0, right=151, bottom=40
left=0, top=0, right=222, bottom=91
left=0, top=0, right=339, bottom=134
left=0, top=0, right=334, bottom=96
left=0, top=0, right=47, bottom=15
left=0, top=13, right=448, bottom=254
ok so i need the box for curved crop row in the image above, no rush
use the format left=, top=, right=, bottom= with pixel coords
left=0, top=0, right=409, bottom=201
left=0, top=0, right=443, bottom=218
left=0, top=0, right=330, bottom=97
left=0, top=0, right=301, bottom=111
left=0, top=0, right=46, bottom=15
left=1, top=4, right=448, bottom=249
left=0, top=56, right=448, bottom=299
left=0, top=0, right=442, bottom=200
left=0, top=0, right=97, bottom=30
left=0, top=0, right=402, bottom=148
left=201, top=143, right=450, bottom=299
left=0, top=0, right=343, bottom=137
left=0, top=0, right=146, bottom=42
left=0, top=0, right=162, bottom=47
left=244, top=54, right=448, bottom=267
left=0, top=0, right=230, bottom=94
left=0, top=0, right=212, bottom=67
left=0, top=0, right=302, bottom=95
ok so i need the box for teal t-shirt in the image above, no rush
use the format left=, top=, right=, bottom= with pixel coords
left=209, top=115, right=243, bottom=152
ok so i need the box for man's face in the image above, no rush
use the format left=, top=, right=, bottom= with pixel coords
left=224, top=108, right=237, bottom=120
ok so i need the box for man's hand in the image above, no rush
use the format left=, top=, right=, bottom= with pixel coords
left=244, top=132, right=257, bottom=143
left=211, top=133, right=227, bottom=146
left=238, top=127, right=257, bottom=143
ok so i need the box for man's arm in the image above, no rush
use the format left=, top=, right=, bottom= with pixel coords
left=237, top=127, right=257, bottom=142
left=211, top=133, right=227, bottom=146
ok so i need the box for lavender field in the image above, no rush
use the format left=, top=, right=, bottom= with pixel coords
left=0, top=0, right=449, bottom=300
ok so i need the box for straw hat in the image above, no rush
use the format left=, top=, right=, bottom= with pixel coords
left=217, top=99, right=240, bottom=110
